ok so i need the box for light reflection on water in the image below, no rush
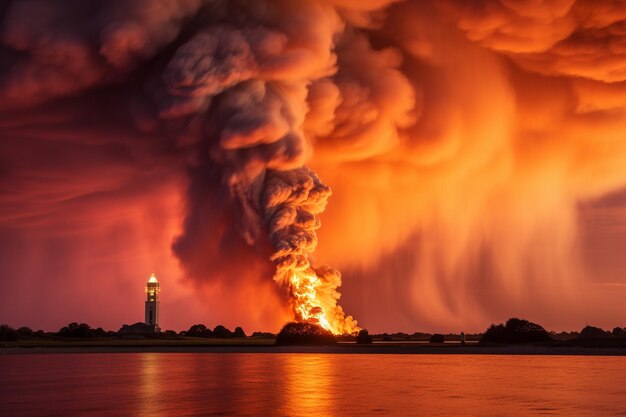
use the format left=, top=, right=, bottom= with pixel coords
left=281, top=354, right=335, bottom=416
left=138, top=354, right=160, bottom=416
left=1, top=353, right=626, bottom=416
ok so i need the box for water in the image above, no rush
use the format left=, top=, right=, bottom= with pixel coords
left=1, top=353, right=626, bottom=416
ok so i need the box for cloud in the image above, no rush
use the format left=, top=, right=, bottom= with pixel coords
left=2, top=0, right=626, bottom=332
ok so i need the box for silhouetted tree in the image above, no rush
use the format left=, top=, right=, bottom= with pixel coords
left=93, top=327, right=107, bottom=338
left=163, top=330, right=179, bottom=338
left=481, top=318, right=551, bottom=344
left=356, top=330, right=373, bottom=344
left=17, top=327, right=33, bottom=337
left=233, top=327, right=246, bottom=338
left=276, top=322, right=336, bottom=345
left=578, top=325, right=611, bottom=339
left=612, top=327, right=626, bottom=337
left=429, top=334, right=445, bottom=343
left=187, top=324, right=213, bottom=338
left=0, top=325, right=18, bottom=341
left=58, top=322, right=94, bottom=338
left=213, top=325, right=232, bottom=338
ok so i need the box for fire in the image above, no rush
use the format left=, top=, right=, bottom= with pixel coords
left=4, top=0, right=626, bottom=335
left=264, top=169, right=359, bottom=335
left=287, top=269, right=360, bottom=335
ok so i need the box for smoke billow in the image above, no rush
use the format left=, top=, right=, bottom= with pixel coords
left=2, top=0, right=626, bottom=332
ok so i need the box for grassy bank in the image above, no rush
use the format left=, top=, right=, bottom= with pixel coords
left=0, top=336, right=276, bottom=349
left=3, top=339, right=626, bottom=356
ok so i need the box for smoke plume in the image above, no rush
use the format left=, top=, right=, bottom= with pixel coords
left=1, top=0, right=626, bottom=332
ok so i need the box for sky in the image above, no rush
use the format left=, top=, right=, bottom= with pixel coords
left=1, top=0, right=626, bottom=334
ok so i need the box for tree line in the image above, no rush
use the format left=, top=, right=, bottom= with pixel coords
left=0, top=322, right=257, bottom=340
left=4, top=318, right=626, bottom=344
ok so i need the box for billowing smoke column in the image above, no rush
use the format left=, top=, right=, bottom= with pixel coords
left=2, top=0, right=626, bottom=332
left=263, top=168, right=358, bottom=333
left=150, top=1, right=394, bottom=333
left=146, top=1, right=380, bottom=333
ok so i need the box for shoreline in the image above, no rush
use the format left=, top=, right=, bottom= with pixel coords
left=3, top=343, right=626, bottom=356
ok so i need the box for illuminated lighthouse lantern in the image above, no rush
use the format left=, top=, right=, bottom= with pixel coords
left=145, top=273, right=161, bottom=332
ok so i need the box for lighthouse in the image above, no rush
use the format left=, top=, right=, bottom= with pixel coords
left=145, top=273, right=161, bottom=332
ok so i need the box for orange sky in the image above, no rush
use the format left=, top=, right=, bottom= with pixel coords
left=1, top=0, right=626, bottom=333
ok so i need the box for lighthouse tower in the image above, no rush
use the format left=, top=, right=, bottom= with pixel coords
left=145, top=273, right=161, bottom=332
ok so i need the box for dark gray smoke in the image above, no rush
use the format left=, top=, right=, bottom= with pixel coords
left=3, top=0, right=626, bottom=332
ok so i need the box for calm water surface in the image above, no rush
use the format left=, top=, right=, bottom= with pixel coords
left=1, top=353, right=626, bottom=416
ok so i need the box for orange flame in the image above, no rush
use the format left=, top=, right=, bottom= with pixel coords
left=286, top=269, right=360, bottom=335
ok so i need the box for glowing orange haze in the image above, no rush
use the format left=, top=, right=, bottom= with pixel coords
left=1, top=0, right=626, bottom=333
